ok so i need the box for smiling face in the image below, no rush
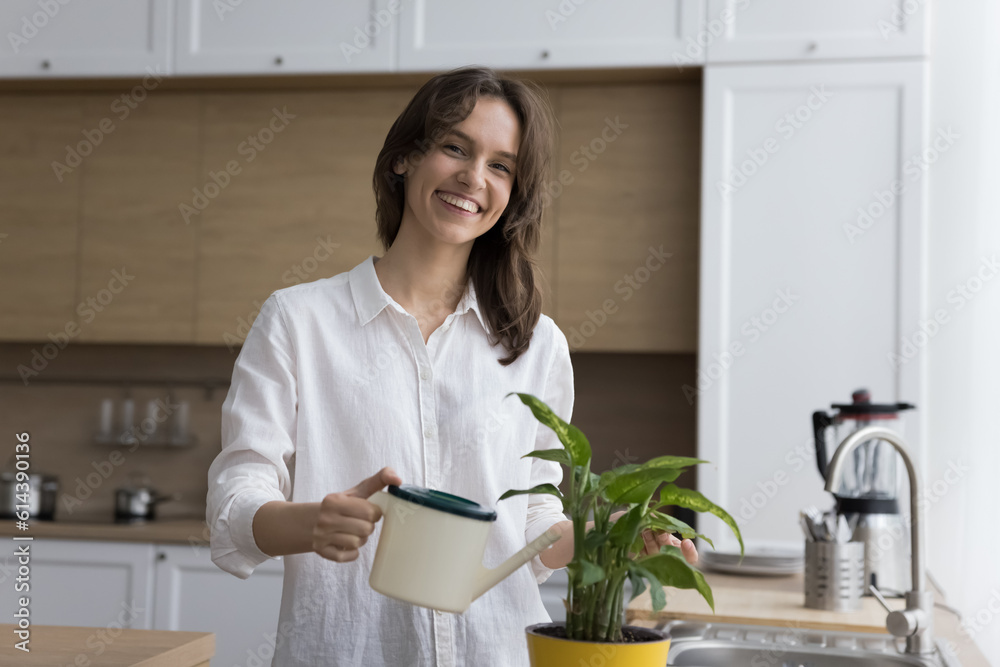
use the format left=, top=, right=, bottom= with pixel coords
left=392, top=97, right=522, bottom=251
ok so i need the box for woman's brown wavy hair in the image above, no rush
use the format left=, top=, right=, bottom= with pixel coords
left=372, top=66, right=555, bottom=366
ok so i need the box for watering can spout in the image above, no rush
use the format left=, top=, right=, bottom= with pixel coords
left=471, top=528, right=563, bottom=602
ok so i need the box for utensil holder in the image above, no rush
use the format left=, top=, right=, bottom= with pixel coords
left=804, top=540, right=865, bottom=611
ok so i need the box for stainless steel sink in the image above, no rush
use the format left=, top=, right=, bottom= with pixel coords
left=661, top=621, right=961, bottom=667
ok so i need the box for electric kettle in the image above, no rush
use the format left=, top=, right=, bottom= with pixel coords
left=368, top=484, right=562, bottom=613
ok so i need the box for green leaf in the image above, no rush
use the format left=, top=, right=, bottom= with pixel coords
left=640, top=455, right=708, bottom=469
left=498, top=483, right=563, bottom=502
left=608, top=505, right=644, bottom=549
left=568, top=559, right=605, bottom=588
left=638, top=545, right=715, bottom=612
left=606, top=467, right=682, bottom=505
left=508, top=393, right=591, bottom=467
left=627, top=568, right=648, bottom=601
left=654, top=485, right=744, bottom=557
left=646, top=511, right=715, bottom=550
left=583, top=529, right=607, bottom=552
left=522, top=448, right=572, bottom=467
left=628, top=561, right=666, bottom=611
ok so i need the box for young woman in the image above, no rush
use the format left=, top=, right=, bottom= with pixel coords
left=206, top=66, right=696, bottom=667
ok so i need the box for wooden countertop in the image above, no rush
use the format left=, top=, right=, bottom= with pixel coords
left=0, top=624, right=213, bottom=666
left=0, top=519, right=210, bottom=545
left=626, top=570, right=991, bottom=666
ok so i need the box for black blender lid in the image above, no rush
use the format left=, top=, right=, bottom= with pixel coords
left=831, top=388, right=915, bottom=417
left=387, top=484, right=498, bottom=522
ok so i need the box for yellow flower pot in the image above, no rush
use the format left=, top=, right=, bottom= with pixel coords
left=525, top=623, right=670, bottom=667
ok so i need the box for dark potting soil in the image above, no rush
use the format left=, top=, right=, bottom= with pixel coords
left=532, top=624, right=664, bottom=644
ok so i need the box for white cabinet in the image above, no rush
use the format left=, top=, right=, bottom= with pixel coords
left=0, top=539, right=156, bottom=628
left=153, top=544, right=284, bottom=667
left=174, top=0, right=395, bottom=75
left=0, top=0, right=171, bottom=77
left=704, top=0, right=928, bottom=63
left=696, top=61, right=928, bottom=550
left=398, top=0, right=705, bottom=71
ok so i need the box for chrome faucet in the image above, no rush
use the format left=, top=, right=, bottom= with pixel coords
left=824, top=426, right=936, bottom=655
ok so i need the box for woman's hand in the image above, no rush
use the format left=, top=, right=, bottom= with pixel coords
left=312, top=466, right=402, bottom=563
left=610, top=510, right=699, bottom=565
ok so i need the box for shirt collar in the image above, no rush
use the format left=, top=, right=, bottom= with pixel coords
left=349, top=255, right=489, bottom=334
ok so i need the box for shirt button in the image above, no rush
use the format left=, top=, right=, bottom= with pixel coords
left=420, top=369, right=430, bottom=381
left=424, top=427, right=433, bottom=438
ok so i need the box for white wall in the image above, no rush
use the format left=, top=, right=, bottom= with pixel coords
left=926, top=0, right=1000, bottom=663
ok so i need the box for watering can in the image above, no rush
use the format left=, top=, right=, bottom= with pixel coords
left=368, top=484, right=562, bottom=613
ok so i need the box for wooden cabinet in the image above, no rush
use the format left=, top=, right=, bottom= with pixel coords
left=76, top=95, right=201, bottom=343
left=398, top=0, right=705, bottom=71
left=551, top=83, right=701, bottom=352
left=696, top=61, right=927, bottom=550
left=174, top=0, right=395, bottom=75
left=0, top=0, right=171, bottom=78
left=704, top=0, right=928, bottom=63
left=192, top=89, right=406, bottom=345
left=0, top=97, right=81, bottom=342
left=153, top=544, right=284, bottom=667
left=0, top=539, right=156, bottom=629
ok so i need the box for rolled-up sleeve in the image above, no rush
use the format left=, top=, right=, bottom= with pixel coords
left=207, top=294, right=297, bottom=580
left=525, top=322, right=574, bottom=584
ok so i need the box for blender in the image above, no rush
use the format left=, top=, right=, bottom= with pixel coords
left=813, top=389, right=915, bottom=596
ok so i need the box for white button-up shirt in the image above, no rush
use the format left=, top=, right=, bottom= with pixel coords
left=207, top=255, right=572, bottom=667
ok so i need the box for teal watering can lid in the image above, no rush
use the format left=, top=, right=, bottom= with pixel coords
left=387, top=484, right=497, bottom=522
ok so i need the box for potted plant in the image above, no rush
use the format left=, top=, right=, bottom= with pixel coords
left=500, top=393, right=744, bottom=667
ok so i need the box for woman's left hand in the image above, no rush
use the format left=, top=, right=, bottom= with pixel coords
left=636, top=528, right=699, bottom=564
left=610, top=510, right=699, bottom=564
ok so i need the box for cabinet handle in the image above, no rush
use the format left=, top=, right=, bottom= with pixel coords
left=157, top=552, right=166, bottom=561
left=540, top=50, right=550, bottom=60
left=807, top=42, right=818, bottom=53
left=274, top=55, right=283, bottom=66
left=41, top=59, right=51, bottom=70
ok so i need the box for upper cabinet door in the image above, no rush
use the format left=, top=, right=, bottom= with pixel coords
left=398, top=0, right=705, bottom=71
left=175, top=0, right=395, bottom=75
left=0, top=0, right=171, bottom=77
left=704, top=0, right=928, bottom=63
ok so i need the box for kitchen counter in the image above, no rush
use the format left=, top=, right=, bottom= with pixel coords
left=0, top=624, right=213, bottom=666
left=0, top=518, right=210, bottom=545
left=626, top=571, right=990, bottom=666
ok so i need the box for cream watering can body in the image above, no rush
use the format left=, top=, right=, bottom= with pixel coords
left=368, top=485, right=562, bottom=614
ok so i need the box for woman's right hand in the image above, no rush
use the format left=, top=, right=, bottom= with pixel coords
left=312, top=466, right=403, bottom=563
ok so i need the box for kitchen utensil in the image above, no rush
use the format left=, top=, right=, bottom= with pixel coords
left=812, top=389, right=914, bottom=594
left=0, top=471, right=58, bottom=520
left=113, top=471, right=180, bottom=523
left=804, top=540, right=865, bottom=611
left=368, top=484, right=561, bottom=613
